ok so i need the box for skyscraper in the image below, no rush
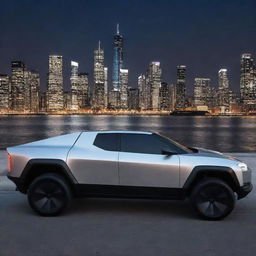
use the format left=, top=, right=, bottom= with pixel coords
left=24, top=70, right=33, bottom=111
left=104, top=67, right=108, bottom=108
left=11, top=61, right=25, bottom=111
left=93, top=41, right=105, bottom=109
left=159, top=82, right=171, bottom=110
left=175, top=65, right=186, bottom=110
left=147, top=62, right=162, bottom=110
left=138, top=74, right=150, bottom=110
left=0, top=74, right=10, bottom=112
left=112, top=24, right=123, bottom=92
left=47, top=55, right=64, bottom=111
left=128, top=87, right=139, bottom=110
left=194, top=78, right=211, bottom=107
left=30, top=71, right=40, bottom=113
left=240, top=53, right=256, bottom=110
left=108, top=90, right=119, bottom=109
left=78, top=73, right=89, bottom=109
left=120, top=69, right=128, bottom=109
left=218, top=69, right=230, bottom=110
left=70, top=61, right=79, bottom=110
left=169, top=84, right=176, bottom=111
left=218, top=69, right=229, bottom=90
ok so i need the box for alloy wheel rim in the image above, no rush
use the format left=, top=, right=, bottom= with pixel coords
left=197, top=185, right=230, bottom=218
left=31, top=181, right=64, bottom=213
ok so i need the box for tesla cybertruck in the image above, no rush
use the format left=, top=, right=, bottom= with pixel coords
left=7, top=131, right=252, bottom=220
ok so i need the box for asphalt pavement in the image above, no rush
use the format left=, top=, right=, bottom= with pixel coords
left=0, top=150, right=255, bottom=256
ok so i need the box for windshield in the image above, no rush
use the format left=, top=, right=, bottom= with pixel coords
left=153, top=133, right=194, bottom=154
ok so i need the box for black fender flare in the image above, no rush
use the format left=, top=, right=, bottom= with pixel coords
left=183, top=165, right=240, bottom=192
left=19, top=159, right=78, bottom=193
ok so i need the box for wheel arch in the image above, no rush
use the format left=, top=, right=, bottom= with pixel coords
left=183, top=166, right=240, bottom=195
left=19, top=159, right=77, bottom=194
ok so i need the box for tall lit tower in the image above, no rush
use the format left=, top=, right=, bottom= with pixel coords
left=70, top=61, right=79, bottom=110
left=218, top=69, right=230, bottom=109
left=120, top=69, right=128, bottom=109
left=30, top=71, right=40, bottom=113
left=47, top=55, right=64, bottom=111
left=104, top=67, right=108, bottom=108
left=11, top=61, right=25, bottom=111
left=78, top=73, right=89, bottom=108
left=0, top=74, right=10, bottom=112
left=175, top=65, right=186, bottom=110
left=240, top=53, right=256, bottom=109
left=138, top=74, right=149, bottom=110
left=194, top=78, right=211, bottom=107
left=93, top=41, right=105, bottom=109
left=218, top=69, right=229, bottom=90
left=112, top=24, right=124, bottom=91
left=146, top=62, right=162, bottom=110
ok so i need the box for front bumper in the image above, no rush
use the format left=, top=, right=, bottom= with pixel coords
left=237, top=182, right=253, bottom=199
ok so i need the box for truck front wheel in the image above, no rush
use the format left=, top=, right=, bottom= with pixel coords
left=190, top=178, right=235, bottom=220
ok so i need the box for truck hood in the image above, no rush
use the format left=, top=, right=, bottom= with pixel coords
left=190, top=147, right=232, bottom=159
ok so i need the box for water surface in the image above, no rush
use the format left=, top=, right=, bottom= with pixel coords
left=0, top=115, right=255, bottom=152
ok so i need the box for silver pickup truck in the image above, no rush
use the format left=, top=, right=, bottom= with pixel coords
left=7, top=131, right=252, bottom=220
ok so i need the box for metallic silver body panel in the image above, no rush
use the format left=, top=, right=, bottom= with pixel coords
left=7, top=132, right=81, bottom=178
left=179, top=154, right=244, bottom=187
left=119, top=153, right=180, bottom=187
left=67, top=132, right=119, bottom=185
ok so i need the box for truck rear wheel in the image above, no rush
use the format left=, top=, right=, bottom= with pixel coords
left=190, top=178, right=235, bottom=220
left=27, top=173, right=71, bottom=216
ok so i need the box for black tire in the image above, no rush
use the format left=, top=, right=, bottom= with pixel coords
left=190, top=178, right=235, bottom=220
left=27, top=173, right=72, bottom=216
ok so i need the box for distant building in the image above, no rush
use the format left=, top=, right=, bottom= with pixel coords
left=78, top=73, right=89, bottom=108
left=47, top=55, right=64, bottom=111
left=194, top=78, right=211, bottom=107
left=93, top=41, right=105, bottom=109
left=63, top=91, right=72, bottom=111
left=175, top=65, right=186, bottom=110
left=108, top=90, right=120, bottom=109
left=128, top=87, right=139, bottom=110
left=112, top=24, right=123, bottom=92
left=0, top=74, right=10, bottom=111
left=70, top=61, right=79, bottom=110
left=159, top=82, right=171, bottom=110
left=207, top=87, right=218, bottom=111
left=218, top=69, right=230, bottom=111
left=147, top=61, right=162, bottom=110
left=11, top=61, right=25, bottom=111
left=10, top=61, right=39, bottom=112
left=120, top=69, right=128, bottom=109
left=240, top=53, right=256, bottom=111
left=24, top=70, right=32, bottom=111
left=104, top=67, right=108, bottom=108
left=138, top=74, right=150, bottom=110
left=30, top=71, right=40, bottom=112
left=40, top=92, right=47, bottom=112
left=169, top=84, right=176, bottom=111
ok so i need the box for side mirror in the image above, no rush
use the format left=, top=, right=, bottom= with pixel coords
left=161, top=150, right=178, bottom=156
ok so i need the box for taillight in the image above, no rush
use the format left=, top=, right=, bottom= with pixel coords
left=7, top=153, right=12, bottom=173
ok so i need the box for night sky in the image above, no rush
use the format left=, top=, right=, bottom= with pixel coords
left=0, top=0, right=256, bottom=95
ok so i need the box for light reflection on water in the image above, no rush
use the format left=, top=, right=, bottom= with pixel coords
left=0, top=115, right=255, bottom=152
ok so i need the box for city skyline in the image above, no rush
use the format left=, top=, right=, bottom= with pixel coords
left=1, top=26, right=256, bottom=97
left=0, top=0, right=255, bottom=93
left=1, top=43, right=256, bottom=113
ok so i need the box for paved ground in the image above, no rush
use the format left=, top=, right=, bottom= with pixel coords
left=0, top=151, right=255, bottom=256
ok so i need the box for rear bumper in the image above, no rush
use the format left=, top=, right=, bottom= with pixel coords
left=237, top=182, right=253, bottom=199
left=7, top=175, right=26, bottom=194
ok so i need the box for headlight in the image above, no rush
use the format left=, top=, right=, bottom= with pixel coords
left=238, top=162, right=248, bottom=171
